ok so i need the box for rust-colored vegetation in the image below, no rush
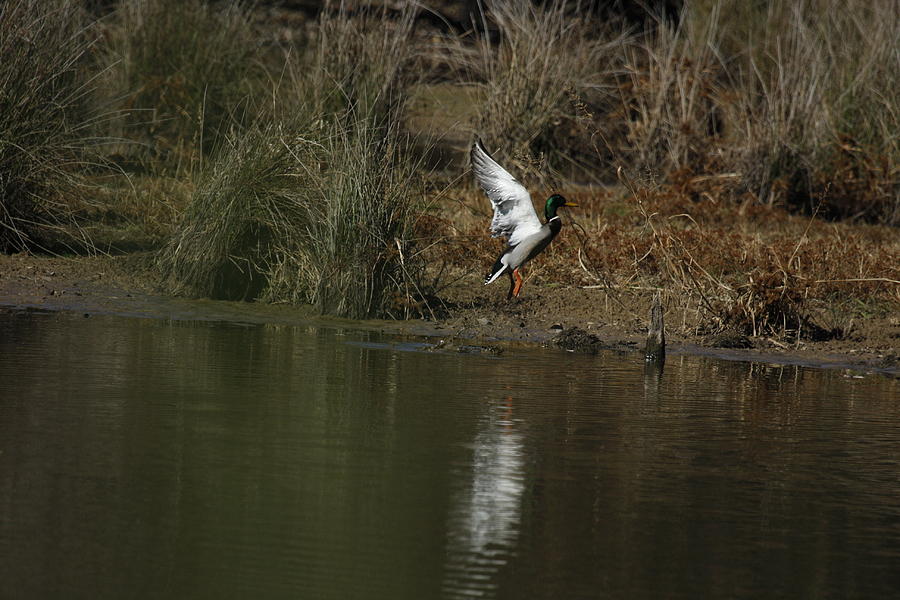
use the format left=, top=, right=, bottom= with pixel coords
left=430, top=176, right=898, bottom=343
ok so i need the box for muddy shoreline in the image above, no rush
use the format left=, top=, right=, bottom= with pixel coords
left=1, top=253, right=896, bottom=377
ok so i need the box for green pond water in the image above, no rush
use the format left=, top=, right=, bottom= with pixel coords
left=1, top=308, right=898, bottom=599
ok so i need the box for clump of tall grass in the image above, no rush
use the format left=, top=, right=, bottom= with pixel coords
left=99, top=0, right=259, bottom=172
left=159, top=5, right=431, bottom=319
left=450, top=0, right=627, bottom=177
left=159, top=117, right=429, bottom=319
left=0, top=0, right=102, bottom=253
left=263, top=121, right=427, bottom=318
left=157, top=121, right=304, bottom=302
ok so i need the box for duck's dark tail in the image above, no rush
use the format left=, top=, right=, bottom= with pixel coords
left=484, top=256, right=507, bottom=285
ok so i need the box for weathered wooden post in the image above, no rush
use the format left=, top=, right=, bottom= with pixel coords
left=645, top=291, right=665, bottom=364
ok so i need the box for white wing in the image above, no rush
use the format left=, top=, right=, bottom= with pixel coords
left=471, top=139, right=543, bottom=247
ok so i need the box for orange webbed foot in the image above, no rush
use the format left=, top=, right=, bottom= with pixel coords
left=512, top=268, right=524, bottom=298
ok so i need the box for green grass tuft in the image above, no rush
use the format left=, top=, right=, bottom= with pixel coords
left=158, top=5, right=431, bottom=319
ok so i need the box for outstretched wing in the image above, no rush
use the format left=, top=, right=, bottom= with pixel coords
left=471, top=139, right=542, bottom=248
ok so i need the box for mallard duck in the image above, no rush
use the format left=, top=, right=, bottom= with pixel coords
left=471, top=139, right=577, bottom=299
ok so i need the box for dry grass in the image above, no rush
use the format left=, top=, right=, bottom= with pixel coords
left=429, top=0, right=896, bottom=223
left=97, top=0, right=260, bottom=173
left=606, top=178, right=899, bottom=339
left=0, top=0, right=102, bottom=252
left=721, top=0, right=898, bottom=223
left=78, top=174, right=192, bottom=252
left=602, top=0, right=898, bottom=223
left=430, top=172, right=898, bottom=343
left=442, top=0, right=629, bottom=179
left=157, top=120, right=304, bottom=302
left=260, top=121, right=431, bottom=319
left=607, top=8, right=722, bottom=179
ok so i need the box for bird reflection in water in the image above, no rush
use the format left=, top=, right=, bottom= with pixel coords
left=442, top=397, right=525, bottom=598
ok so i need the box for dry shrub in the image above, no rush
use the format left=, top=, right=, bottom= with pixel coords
left=573, top=178, right=900, bottom=339
left=612, top=0, right=898, bottom=223
left=609, top=7, right=723, bottom=179
left=807, top=142, right=899, bottom=225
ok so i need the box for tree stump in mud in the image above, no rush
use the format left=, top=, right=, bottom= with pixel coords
left=645, top=292, right=665, bottom=363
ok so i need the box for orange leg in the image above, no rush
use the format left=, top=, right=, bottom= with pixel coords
left=512, top=268, right=524, bottom=297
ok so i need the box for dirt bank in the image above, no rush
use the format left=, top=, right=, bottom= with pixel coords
left=1, top=252, right=896, bottom=376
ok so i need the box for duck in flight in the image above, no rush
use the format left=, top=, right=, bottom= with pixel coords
left=471, top=139, right=577, bottom=299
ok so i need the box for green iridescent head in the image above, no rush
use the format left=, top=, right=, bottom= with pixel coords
left=544, top=194, right=578, bottom=220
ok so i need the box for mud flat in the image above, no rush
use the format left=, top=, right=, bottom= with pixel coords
left=1, top=253, right=896, bottom=376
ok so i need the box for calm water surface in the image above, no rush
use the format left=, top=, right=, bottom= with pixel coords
left=1, top=309, right=898, bottom=599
